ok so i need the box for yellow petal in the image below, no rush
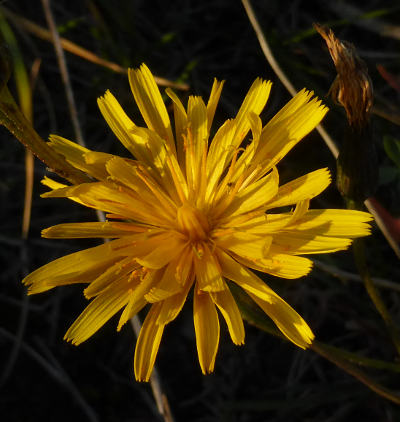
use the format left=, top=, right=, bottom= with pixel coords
left=128, top=64, right=175, bottom=154
left=216, top=250, right=313, bottom=348
left=234, top=253, right=313, bottom=279
left=41, top=176, right=67, bottom=191
left=206, top=79, right=225, bottom=132
left=42, top=222, right=148, bottom=239
left=210, top=283, right=245, bottom=345
left=194, top=243, right=225, bottom=292
left=187, top=95, right=208, bottom=155
left=156, top=273, right=194, bottom=325
left=175, top=246, right=194, bottom=285
left=270, top=233, right=352, bottom=254
left=218, top=249, right=286, bottom=299
left=193, top=288, right=220, bottom=374
left=221, top=167, right=279, bottom=217
left=48, top=135, right=109, bottom=180
left=266, top=168, right=331, bottom=209
left=134, top=302, right=165, bottom=382
left=231, top=112, right=263, bottom=181
left=145, top=257, right=185, bottom=302
left=83, top=257, right=139, bottom=299
left=287, top=209, right=373, bottom=237
left=106, top=156, right=177, bottom=220
left=186, top=96, right=208, bottom=198
left=247, top=291, right=314, bottom=349
left=118, top=269, right=164, bottom=331
left=41, top=177, right=86, bottom=206
left=135, top=232, right=187, bottom=269
left=165, top=87, right=188, bottom=166
left=215, top=231, right=272, bottom=260
left=255, top=89, right=328, bottom=170
left=206, top=119, right=237, bottom=199
left=228, top=214, right=288, bottom=235
left=23, top=239, right=133, bottom=294
left=64, top=275, right=132, bottom=345
left=233, top=78, right=272, bottom=145
left=117, top=291, right=147, bottom=331
left=42, top=181, right=168, bottom=227
left=97, top=90, right=138, bottom=157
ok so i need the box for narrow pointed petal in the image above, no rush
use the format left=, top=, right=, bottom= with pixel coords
left=156, top=273, right=194, bottom=325
left=41, top=177, right=86, bottom=206
left=193, top=288, right=220, bottom=374
left=187, top=96, right=208, bottom=155
left=255, top=89, right=328, bottom=171
left=211, top=283, right=245, bottom=345
left=128, top=64, right=175, bottom=153
left=217, top=248, right=309, bottom=297
left=42, top=181, right=169, bottom=226
left=64, top=276, right=132, bottom=345
left=194, top=243, right=225, bottom=292
left=206, top=79, right=225, bottom=132
left=231, top=112, right=263, bottom=181
left=83, top=257, right=139, bottom=299
left=117, top=292, right=147, bottom=331
left=215, top=231, right=272, bottom=260
left=221, top=167, right=279, bottom=217
left=287, top=209, right=373, bottom=237
left=145, top=257, right=185, bottom=302
left=233, top=78, right=272, bottom=145
left=247, top=292, right=314, bottom=349
left=23, top=239, right=133, bottom=294
left=270, top=233, right=353, bottom=254
left=41, top=176, right=67, bottom=191
left=266, top=168, right=331, bottom=209
left=134, top=302, right=165, bottom=382
left=234, top=253, right=313, bottom=279
left=165, top=87, right=188, bottom=166
left=118, top=270, right=163, bottom=331
left=135, top=233, right=187, bottom=269
left=206, top=119, right=237, bottom=198
left=48, top=135, right=110, bottom=180
left=42, top=222, right=148, bottom=239
left=97, top=90, right=138, bottom=157
left=217, top=250, right=313, bottom=348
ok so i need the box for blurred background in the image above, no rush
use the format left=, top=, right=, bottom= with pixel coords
left=1, top=0, right=400, bottom=421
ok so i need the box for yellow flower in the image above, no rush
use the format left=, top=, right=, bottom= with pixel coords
left=23, top=64, right=372, bottom=381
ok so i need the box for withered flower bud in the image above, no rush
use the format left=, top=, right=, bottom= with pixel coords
left=314, top=24, right=373, bottom=129
left=315, top=23, right=377, bottom=205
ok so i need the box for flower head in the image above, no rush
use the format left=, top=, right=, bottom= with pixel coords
left=23, top=64, right=372, bottom=381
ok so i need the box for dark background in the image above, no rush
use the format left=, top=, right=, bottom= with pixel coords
left=1, top=0, right=400, bottom=421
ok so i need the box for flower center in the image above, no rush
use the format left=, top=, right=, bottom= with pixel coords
left=177, top=203, right=210, bottom=241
